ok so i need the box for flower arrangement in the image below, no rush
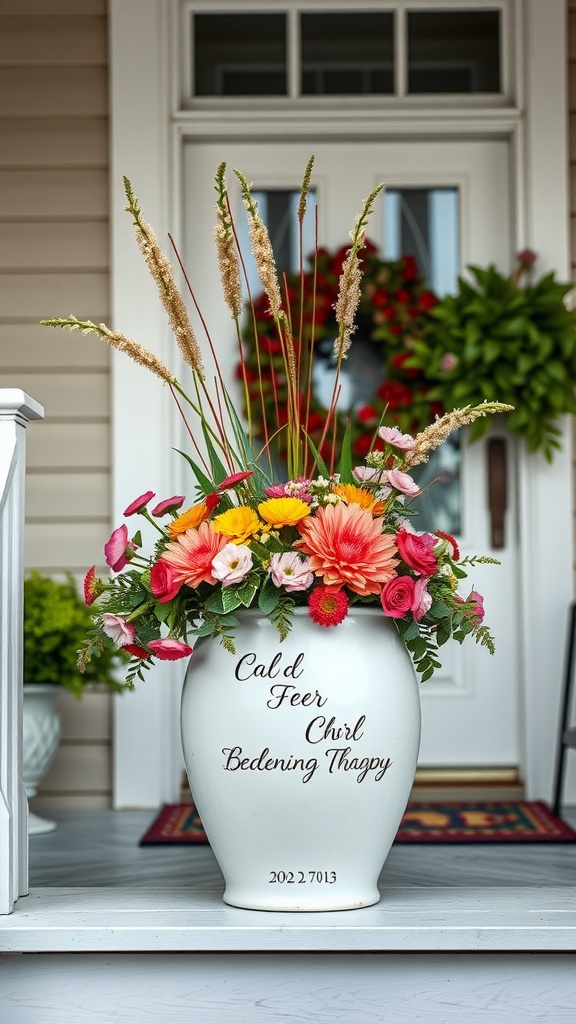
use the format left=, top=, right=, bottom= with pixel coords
left=42, top=158, right=511, bottom=687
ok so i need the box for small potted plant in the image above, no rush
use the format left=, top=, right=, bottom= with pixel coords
left=23, top=570, right=123, bottom=834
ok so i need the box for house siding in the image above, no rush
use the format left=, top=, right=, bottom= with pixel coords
left=570, top=0, right=576, bottom=581
left=0, top=0, right=113, bottom=810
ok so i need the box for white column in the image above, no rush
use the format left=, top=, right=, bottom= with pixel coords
left=0, top=390, right=44, bottom=915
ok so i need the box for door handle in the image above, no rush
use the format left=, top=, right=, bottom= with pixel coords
left=487, top=437, right=507, bottom=549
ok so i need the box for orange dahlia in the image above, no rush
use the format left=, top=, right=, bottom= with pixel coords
left=297, top=502, right=398, bottom=596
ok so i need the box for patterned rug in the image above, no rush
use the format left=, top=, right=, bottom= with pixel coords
left=139, top=800, right=576, bottom=845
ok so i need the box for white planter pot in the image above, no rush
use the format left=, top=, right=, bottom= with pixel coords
left=181, top=607, right=421, bottom=912
left=22, top=684, right=61, bottom=835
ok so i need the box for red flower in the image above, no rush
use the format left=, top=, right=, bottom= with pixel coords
left=397, top=530, right=438, bottom=576
left=124, top=491, right=155, bottom=516
left=435, top=530, right=460, bottom=561
left=123, top=643, right=151, bottom=660
left=380, top=575, right=415, bottom=619
left=150, top=560, right=181, bottom=603
left=150, top=495, right=185, bottom=517
left=147, top=638, right=194, bottom=660
left=356, top=404, right=378, bottom=425
left=396, top=288, right=410, bottom=304
left=419, top=290, right=438, bottom=311
left=376, top=381, right=412, bottom=409
left=83, top=566, right=99, bottom=606
left=308, top=585, right=349, bottom=627
left=217, top=471, right=254, bottom=491
left=401, top=255, right=418, bottom=281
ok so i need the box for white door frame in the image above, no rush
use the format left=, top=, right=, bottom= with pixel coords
left=109, top=0, right=573, bottom=807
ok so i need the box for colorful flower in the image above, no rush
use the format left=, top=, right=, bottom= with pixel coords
left=83, top=565, right=100, bottom=606
left=211, top=543, right=253, bottom=586
left=123, top=643, right=151, bottom=660
left=150, top=495, right=185, bottom=517
left=169, top=495, right=220, bottom=538
left=380, top=576, right=416, bottom=619
left=257, top=497, right=311, bottom=528
left=385, top=469, right=420, bottom=498
left=150, top=560, right=181, bottom=603
left=147, top=638, right=194, bottom=660
left=377, top=425, right=415, bottom=451
left=435, top=530, right=460, bottom=561
left=217, top=470, right=254, bottom=491
left=101, top=613, right=135, bottom=647
left=124, top=490, right=155, bottom=516
left=396, top=530, right=438, bottom=577
left=269, top=552, right=314, bottom=592
left=412, top=577, right=432, bottom=621
left=104, top=524, right=135, bottom=573
left=211, top=505, right=263, bottom=544
left=297, top=502, right=398, bottom=596
left=161, top=521, right=228, bottom=587
left=332, top=483, right=384, bottom=514
left=308, top=585, right=349, bottom=627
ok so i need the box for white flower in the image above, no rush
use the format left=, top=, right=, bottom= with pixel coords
left=269, top=552, right=314, bottom=592
left=211, top=543, right=253, bottom=586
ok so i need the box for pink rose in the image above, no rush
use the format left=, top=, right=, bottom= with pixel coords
left=101, top=613, right=135, bottom=647
left=147, top=638, right=194, bottom=661
left=124, top=490, right=155, bottom=516
left=104, top=524, right=135, bottom=572
left=150, top=560, right=182, bottom=603
left=411, top=577, right=432, bottom=621
left=380, top=576, right=415, bottom=618
left=397, top=530, right=438, bottom=576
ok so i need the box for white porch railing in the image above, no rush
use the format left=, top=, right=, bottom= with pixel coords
left=0, top=390, right=44, bottom=915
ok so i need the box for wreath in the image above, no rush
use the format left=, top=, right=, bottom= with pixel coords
left=239, top=240, right=440, bottom=464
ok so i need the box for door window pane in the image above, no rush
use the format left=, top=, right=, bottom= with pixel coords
left=300, top=12, right=394, bottom=95
left=384, top=186, right=461, bottom=535
left=407, top=10, right=500, bottom=94
left=235, top=188, right=317, bottom=299
left=193, top=14, right=287, bottom=96
left=384, top=187, right=459, bottom=296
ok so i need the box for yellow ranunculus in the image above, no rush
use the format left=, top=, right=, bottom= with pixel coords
left=257, top=497, right=311, bottom=528
left=211, top=505, right=262, bottom=544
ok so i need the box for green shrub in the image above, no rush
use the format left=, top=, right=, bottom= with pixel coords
left=23, top=571, right=124, bottom=698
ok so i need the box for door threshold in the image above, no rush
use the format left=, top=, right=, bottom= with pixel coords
left=410, top=767, right=523, bottom=803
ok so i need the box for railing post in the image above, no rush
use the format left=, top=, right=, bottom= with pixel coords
left=0, top=390, right=44, bottom=914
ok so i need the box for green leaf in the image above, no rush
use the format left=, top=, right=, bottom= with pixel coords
left=304, top=432, right=330, bottom=477
left=258, top=584, right=281, bottom=615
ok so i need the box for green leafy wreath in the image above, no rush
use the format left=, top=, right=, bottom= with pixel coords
left=240, top=243, right=576, bottom=464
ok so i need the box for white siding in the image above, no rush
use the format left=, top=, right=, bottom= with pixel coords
left=0, top=0, right=113, bottom=810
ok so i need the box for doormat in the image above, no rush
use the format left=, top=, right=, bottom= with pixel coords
left=138, top=800, right=576, bottom=846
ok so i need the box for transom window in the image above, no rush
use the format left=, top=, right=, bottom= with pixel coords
left=185, top=3, right=505, bottom=102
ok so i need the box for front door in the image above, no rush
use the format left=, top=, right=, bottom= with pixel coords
left=181, top=138, right=519, bottom=770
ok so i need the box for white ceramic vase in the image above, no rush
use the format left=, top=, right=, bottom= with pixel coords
left=181, top=607, right=421, bottom=912
left=22, top=684, right=61, bottom=835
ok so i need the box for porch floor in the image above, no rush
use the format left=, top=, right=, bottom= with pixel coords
left=26, top=804, right=576, bottom=890
left=2, top=808, right=576, bottom=1022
